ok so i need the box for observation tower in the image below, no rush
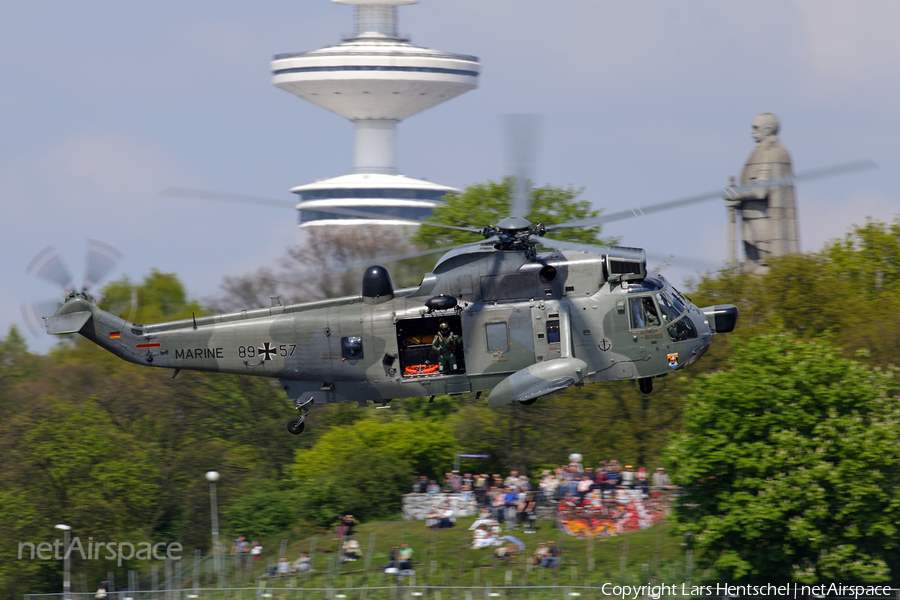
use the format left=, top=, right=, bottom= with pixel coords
left=272, top=0, right=480, bottom=228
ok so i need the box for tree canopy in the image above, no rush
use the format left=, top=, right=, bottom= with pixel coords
left=666, top=333, right=900, bottom=584
left=411, top=177, right=618, bottom=249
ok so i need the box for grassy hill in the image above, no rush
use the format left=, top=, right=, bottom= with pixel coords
left=209, top=515, right=691, bottom=593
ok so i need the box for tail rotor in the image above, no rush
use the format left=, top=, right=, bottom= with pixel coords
left=21, top=240, right=129, bottom=337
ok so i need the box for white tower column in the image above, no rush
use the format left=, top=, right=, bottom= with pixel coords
left=355, top=5, right=398, bottom=37
left=354, top=120, right=397, bottom=174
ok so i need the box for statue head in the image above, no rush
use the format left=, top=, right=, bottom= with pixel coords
left=751, top=113, right=780, bottom=142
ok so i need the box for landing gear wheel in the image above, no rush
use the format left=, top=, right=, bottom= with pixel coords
left=287, top=418, right=306, bottom=435
left=518, top=398, right=537, bottom=405
left=638, top=377, right=653, bottom=394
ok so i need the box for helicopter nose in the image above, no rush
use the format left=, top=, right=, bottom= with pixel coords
left=683, top=333, right=711, bottom=368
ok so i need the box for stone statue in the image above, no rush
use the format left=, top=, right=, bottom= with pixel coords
left=726, top=113, right=799, bottom=273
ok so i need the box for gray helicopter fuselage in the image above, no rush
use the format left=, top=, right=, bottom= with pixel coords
left=49, top=244, right=722, bottom=406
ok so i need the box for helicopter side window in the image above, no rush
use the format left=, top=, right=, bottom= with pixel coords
left=642, top=297, right=661, bottom=327
left=486, top=322, right=509, bottom=352
left=630, top=296, right=661, bottom=329
left=341, top=336, right=363, bottom=360
left=628, top=297, right=645, bottom=329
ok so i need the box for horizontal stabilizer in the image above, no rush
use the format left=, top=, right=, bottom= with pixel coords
left=45, top=311, right=92, bottom=335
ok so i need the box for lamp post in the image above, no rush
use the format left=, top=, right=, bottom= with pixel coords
left=54, top=524, right=71, bottom=599
left=205, top=471, right=221, bottom=584
left=683, top=531, right=694, bottom=583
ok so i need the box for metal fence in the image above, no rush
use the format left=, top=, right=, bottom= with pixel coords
left=26, top=587, right=607, bottom=600
left=24, top=586, right=900, bottom=600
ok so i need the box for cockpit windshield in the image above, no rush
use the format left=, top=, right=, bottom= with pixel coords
left=655, top=291, right=682, bottom=324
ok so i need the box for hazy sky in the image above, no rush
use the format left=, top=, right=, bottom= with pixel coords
left=3, top=1, right=898, bottom=352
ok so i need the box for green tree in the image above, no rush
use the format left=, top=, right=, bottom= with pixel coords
left=291, top=415, right=458, bottom=526
left=666, top=333, right=900, bottom=584
left=99, top=269, right=204, bottom=324
left=412, top=177, right=618, bottom=249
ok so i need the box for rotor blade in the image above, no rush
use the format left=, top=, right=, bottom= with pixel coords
left=546, top=159, right=877, bottom=232
left=84, top=239, right=124, bottom=291
left=25, top=246, right=75, bottom=292
left=20, top=300, right=63, bottom=337
left=159, top=187, right=298, bottom=209
left=506, top=114, right=540, bottom=219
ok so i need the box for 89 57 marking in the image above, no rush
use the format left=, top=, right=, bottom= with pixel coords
left=238, top=343, right=296, bottom=360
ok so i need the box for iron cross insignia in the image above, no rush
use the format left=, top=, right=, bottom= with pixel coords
left=259, top=342, right=277, bottom=361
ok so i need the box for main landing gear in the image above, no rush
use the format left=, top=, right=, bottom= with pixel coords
left=287, top=397, right=314, bottom=435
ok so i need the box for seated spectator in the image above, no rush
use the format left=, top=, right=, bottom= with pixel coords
left=277, top=557, right=291, bottom=577
left=426, top=479, right=441, bottom=497
left=384, top=546, right=399, bottom=572
left=425, top=506, right=441, bottom=529
left=438, top=504, right=455, bottom=529
left=540, top=541, right=560, bottom=567
left=493, top=541, right=520, bottom=559
left=341, top=537, right=362, bottom=562
left=398, top=543, right=413, bottom=570
left=532, top=542, right=549, bottom=565
left=576, top=474, right=593, bottom=500
left=470, top=507, right=496, bottom=531
left=292, top=552, right=312, bottom=573
left=471, top=524, right=493, bottom=549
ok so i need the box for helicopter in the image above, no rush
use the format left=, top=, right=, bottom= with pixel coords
left=41, top=167, right=753, bottom=436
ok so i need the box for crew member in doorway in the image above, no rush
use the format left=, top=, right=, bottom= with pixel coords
left=432, top=322, right=462, bottom=373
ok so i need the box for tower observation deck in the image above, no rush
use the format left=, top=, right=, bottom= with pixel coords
left=272, top=0, right=480, bottom=228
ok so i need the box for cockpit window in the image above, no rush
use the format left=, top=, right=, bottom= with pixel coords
left=656, top=292, right=683, bottom=323
left=670, top=286, right=689, bottom=308
left=668, top=318, right=698, bottom=342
